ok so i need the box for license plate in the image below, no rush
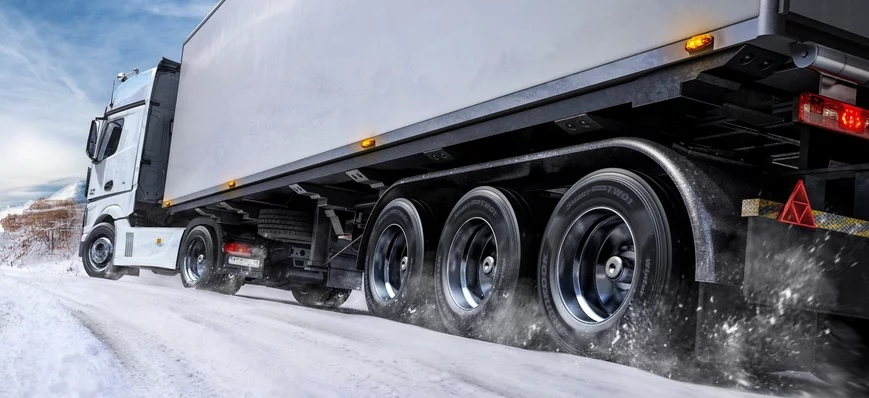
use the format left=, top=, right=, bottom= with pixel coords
left=228, top=256, right=261, bottom=268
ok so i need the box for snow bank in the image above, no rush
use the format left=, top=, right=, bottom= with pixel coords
left=9, top=255, right=84, bottom=275
left=0, top=269, right=130, bottom=397
left=0, top=203, right=29, bottom=234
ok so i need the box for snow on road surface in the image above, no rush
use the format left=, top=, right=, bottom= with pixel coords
left=0, top=268, right=772, bottom=398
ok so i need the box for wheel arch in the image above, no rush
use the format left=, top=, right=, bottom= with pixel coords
left=356, top=137, right=756, bottom=285
left=92, top=204, right=127, bottom=227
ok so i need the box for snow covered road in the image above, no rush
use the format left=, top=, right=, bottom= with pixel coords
left=0, top=268, right=774, bottom=397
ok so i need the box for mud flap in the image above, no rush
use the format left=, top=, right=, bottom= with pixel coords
left=744, top=217, right=869, bottom=319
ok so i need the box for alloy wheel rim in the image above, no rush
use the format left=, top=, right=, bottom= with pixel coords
left=371, top=224, right=408, bottom=301
left=183, top=236, right=209, bottom=283
left=88, top=236, right=113, bottom=271
left=556, top=207, right=637, bottom=324
left=445, top=217, right=498, bottom=310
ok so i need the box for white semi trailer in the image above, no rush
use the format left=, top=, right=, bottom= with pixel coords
left=81, top=0, right=869, bottom=386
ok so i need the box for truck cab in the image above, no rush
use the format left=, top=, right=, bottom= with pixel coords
left=81, top=59, right=184, bottom=276
left=80, top=57, right=357, bottom=297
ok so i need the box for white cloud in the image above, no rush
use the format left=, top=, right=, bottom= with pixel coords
left=0, top=9, right=97, bottom=203
left=0, top=1, right=214, bottom=207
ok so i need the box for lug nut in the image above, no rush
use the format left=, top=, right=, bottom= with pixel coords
left=605, top=255, right=634, bottom=283
left=482, top=256, right=496, bottom=275
left=605, top=256, right=623, bottom=278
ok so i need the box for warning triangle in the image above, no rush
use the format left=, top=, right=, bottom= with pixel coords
left=777, top=180, right=817, bottom=228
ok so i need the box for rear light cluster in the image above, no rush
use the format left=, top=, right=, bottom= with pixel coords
left=797, top=93, right=869, bottom=139
left=224, top=242, right=253, bottom=256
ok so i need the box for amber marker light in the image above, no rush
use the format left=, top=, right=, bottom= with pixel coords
left=685, top=33, right=713, bottom=52
left=361, top=138, right=376, bottom=148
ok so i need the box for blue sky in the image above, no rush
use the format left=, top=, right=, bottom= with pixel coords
left=0, top=0, right=216, bottom=208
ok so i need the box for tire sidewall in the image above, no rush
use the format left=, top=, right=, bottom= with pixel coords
left=179, top=226, right=219, bottom=289
left=82, top=222, right=122, bottom=280
left=364, top=199, right=430, bottom=320
left=434, top=187, right=523, bottom=337
left=539, top=169, right=671, bottom=355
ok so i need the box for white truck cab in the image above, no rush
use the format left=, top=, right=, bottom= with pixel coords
left=81, top=59, right=184, bottom=275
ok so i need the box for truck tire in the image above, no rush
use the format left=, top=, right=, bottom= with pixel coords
left=538, top=168, right=695, bottom=368
left=178, top=225, right=242, bottom=295
left=212, top=275, right=245, bottom=296
left=292, top=285, right=351, bottom=309
left=364, top=198, right=439, bottom=326
left=257, top=209, right=313, bottom=242
left=434, top=187, right=544, bottom=346
left=81, top=222, right=123, bottom=280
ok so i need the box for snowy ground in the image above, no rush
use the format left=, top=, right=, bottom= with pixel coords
left=0, top=261, right=805, bottom=398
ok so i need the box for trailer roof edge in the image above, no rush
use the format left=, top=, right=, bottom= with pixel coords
left=184, top=0, right=225, bottom=46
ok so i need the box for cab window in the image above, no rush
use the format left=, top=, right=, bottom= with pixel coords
left=98, top=119, right=125, bottom=161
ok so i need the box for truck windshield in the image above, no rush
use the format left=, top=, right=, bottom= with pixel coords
left=112, top=69, right=155, bottom=110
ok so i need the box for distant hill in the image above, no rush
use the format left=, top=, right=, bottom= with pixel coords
left=1, top=181, right=85, bottom=267
left=0, top=180, right=84, bottom=234
left=48, top=180, right=87, bottom=204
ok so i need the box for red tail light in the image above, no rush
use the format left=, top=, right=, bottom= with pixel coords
left=797, top=93, right=869, bottom=139
left=224, top=242, right=253, bottom=256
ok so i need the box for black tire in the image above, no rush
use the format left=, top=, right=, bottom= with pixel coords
left=538, top=168, right=695, bottom=368
left=257, top=209, right=313, bottom=242
left=81, top=222, right=123, bottom=280
left=178, top=225, right=242, bottom=295
left=292, top=285, right=351, bottom=309
left=212, top=275, right=245, bottom=296
left=364, top=198, right=440, bottom=326
left=434, top=187, right=544, bottom=347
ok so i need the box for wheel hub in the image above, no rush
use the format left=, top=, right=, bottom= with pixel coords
left=88, top=236, right=113, bottom=270
left=605, top=256, right=623, bottom=278
left=370, top=224, right=409, bottom=301
left=445, top=217, right=498, bottom=310
left=183, top=236, right=209, bottom=283
left=482, top=256, right=496, bottom=275
left=555, top=207, right=637, bottom=324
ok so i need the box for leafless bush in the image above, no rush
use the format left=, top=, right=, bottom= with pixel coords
left=0, top=198, right=82, bottom=266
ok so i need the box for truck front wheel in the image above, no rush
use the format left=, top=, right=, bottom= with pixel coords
left=538, top=168, right=695, bottom=368
left=82, top=222, right=123, bottom=280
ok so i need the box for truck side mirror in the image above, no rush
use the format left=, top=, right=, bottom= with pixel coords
left=86, top=120, right=99, bottom=162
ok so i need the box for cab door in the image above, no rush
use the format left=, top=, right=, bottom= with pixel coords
left=88, top=109, right=144, bottom=200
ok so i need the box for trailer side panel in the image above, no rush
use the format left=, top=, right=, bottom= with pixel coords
left=166, top=0, right=760, bottom=203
